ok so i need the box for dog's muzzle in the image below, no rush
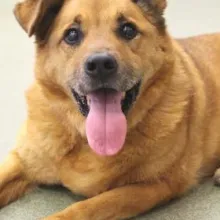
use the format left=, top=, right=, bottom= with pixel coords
left=71, top=52, right=141, bottom=117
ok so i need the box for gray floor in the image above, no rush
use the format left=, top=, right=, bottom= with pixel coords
left=0, top=181, right=220, bottom=220
left=0, top=1, right=220, bottom=219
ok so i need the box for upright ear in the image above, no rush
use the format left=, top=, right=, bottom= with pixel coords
left=14, top=0, right=64, bottom=39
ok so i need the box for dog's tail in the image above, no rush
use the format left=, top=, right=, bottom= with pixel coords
left=0, top=152, right=34, bottom=207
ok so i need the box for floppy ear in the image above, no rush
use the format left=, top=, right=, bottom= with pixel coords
left=150, top=0, right=167, bottom=13
left=14, top=0, right=63, bottom=39
left=133, top=0, right=167, bottom=14
left=133, top=0, right=167, bottom=30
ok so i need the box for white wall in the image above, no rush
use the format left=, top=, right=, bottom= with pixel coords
left=166, top=0, right=220, bottom=37
left=0, top=0, right=219, bottom=161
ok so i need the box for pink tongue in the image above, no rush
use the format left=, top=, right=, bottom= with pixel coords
left=86, top=90, right=127, bottom=156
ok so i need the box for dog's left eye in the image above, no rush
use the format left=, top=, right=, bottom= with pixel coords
left=118, top=23, right=138, bottom=40
left=64, top=28, right=82, bottom=45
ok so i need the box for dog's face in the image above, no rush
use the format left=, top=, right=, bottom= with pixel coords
left=14, top=0, right=172, bottom=155
left=15, top=0, right=169, bottom=116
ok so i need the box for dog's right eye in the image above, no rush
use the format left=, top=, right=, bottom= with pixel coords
left=64, top=28, right=83, bottom=45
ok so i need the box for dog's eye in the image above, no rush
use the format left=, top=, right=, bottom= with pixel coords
left=64, top=28, right=82, bottom=45
left=118, top=23, right=138, bottom=40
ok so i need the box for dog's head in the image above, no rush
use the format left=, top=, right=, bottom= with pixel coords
left=14, top=0, right=172, bottom=156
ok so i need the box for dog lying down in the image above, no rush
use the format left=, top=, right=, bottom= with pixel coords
left=0, top=0, right=220, bottom=219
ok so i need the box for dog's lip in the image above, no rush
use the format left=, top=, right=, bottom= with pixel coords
left=71, top=81, right=141, bottom=117
left=86, top=89, right=126, bottom=106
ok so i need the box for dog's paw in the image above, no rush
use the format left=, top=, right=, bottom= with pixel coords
left=42, top=217, right=61, bottom=220
left=42, top=213, right=86, bottom=220
left=42, top=202, right=90, bottom=220
left=214, top=168, right=220, bottom=186
left=42, top=215, right=68, bottom=220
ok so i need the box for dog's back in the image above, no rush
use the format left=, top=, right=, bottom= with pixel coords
left=178, top=34, right=220, bottom=172
left=178, top=33, right=220, bottom=79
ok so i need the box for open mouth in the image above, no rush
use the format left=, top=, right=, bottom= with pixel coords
left=71, top=81, right=141, bottom=157
left=71, top=81, right=141, bottom=117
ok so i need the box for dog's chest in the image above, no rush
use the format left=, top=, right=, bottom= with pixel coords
left=59, top=148, right=137, bottom=197
left=60, top=163, right=114, bottom=196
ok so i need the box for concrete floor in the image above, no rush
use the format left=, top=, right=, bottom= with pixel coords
left=0, top=0, right=220, bottom=161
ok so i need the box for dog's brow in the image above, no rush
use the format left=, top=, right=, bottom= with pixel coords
left=117, top=14, right=126, bottom=23
left=74, top=15, right=82, bottom=24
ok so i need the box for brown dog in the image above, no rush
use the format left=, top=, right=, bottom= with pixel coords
left=0, top=0, right=220, bottom=219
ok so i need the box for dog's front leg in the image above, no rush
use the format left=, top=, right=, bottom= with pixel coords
left=0, top=152, right=34, bottom=207
left=43, top=181, right=175, bottom=220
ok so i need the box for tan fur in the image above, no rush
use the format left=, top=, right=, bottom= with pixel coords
left=1, top=0, right=220, bottom=219
left=0, top=152, right=33, bottom=206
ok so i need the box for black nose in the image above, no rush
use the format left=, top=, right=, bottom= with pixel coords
left=85, top=53, right=118, bottom=78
